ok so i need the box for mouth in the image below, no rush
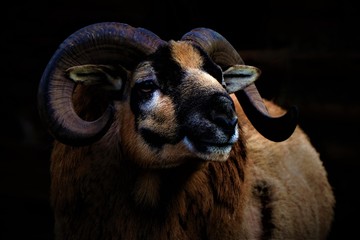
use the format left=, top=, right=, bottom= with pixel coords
left=182, top=129, right=238, bottom=160
left=185, top=138, right=233, bottom=152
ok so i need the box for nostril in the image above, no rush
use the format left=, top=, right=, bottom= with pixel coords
left=212, top=113, right=238, bottom=132
left=229, top=117, right=238, bottom=128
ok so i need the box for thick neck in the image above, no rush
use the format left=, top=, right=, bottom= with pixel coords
left=129, top=160, right=207, bottom=209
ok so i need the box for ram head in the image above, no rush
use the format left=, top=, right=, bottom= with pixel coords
left=38, top=22, right=298, bottom=168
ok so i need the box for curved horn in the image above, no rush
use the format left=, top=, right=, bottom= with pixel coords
left=181, top=28, right=298, bottom=142
left=38, top=22, right=166, bottom=146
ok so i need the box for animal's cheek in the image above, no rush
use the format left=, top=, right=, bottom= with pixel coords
left=118, top=110, right=155, bottom=167
left=119, top=95, right=184, bottom=168
left=138, top=94, right=179, bottom=141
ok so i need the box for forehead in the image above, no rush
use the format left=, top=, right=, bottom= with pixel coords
left=170, top=41, right=203, bottom=69
left=133, top=40, right=223, bottom=89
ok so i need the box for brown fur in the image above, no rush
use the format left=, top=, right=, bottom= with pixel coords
left=233, top=95, right=335, bottom=239
left=171, top=40, right=203, bottom=69
left=50, top=92, right=334, bottom=239
left=49, top=41, right=334, bottom=239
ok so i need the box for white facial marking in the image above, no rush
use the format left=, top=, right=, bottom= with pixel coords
left=183, top=136, right=196, bottom=152
left=140, top=91, right=160, bottom=112
left=230, top=127, right=239, bottom=144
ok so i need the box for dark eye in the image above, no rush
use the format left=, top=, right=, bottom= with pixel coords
left=136, top=79, right=158, bottom=94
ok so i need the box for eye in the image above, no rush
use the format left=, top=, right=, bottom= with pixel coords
left=136, top=79, right=158, bottom=94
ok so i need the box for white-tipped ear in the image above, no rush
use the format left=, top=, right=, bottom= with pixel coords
left=66, top=64, right=128, bottom=90
left=223, top=65, right=261, bottom=93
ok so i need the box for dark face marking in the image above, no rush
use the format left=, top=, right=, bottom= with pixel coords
left=130, top=45, right=184, bottom=122
left=140, top=128, right=175, bottom=149
left=150, top=45, right=185, bottom=95
left=192, top=45, right=224, bottom=85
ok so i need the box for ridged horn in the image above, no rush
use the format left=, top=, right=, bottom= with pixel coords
left=181, top=28, right=298, bottom=142
left=38, top=22, right=166, bottom=146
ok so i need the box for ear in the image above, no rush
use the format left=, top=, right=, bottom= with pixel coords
left=223, top=65, right=261, bottom=94
left=66, top=64, right=129, bottom=91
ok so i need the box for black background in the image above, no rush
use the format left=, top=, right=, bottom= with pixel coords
left=1, top=0, right=359, bottom=239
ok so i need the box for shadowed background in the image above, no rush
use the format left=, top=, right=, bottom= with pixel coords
left=1, top=0, right=359, bottom=239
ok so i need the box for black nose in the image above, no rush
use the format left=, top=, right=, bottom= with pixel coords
left=210, top=96, right=238, bottom=133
